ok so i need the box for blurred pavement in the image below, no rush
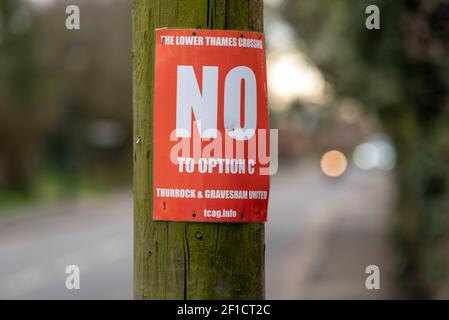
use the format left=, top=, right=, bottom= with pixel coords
left=0, top=161, right=400, bottom=299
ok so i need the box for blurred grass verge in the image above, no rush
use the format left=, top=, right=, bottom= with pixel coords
left=0, top=166, right=129, bottom=216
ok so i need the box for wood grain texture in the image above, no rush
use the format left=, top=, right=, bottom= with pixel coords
left=133, top=0, right=265, bottom=299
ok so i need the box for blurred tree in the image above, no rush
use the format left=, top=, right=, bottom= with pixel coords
left=36, top=0, right=132, bottom=189
left=0, top=0, right=57, bottom=192
left=0, top=0, right=133, bottom=197
left=281, top=0, right=449, bottom=297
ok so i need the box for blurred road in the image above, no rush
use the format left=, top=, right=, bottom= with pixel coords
left=0, top=161, right=400, bottom=299
left=0, top=193, right=133, bottom=299
left=266, top=161, right=400, bottom=299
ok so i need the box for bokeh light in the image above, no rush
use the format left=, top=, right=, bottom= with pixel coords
left=320, top=150, right=348, bottom=177
left=353, top=143, right=379, bottom=170
left=353, top=138, right=396, bottom=171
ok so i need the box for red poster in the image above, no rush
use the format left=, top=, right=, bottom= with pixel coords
left=153, top=29, right=270, bottom=222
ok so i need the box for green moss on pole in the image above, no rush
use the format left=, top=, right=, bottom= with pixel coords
left=133, top=0, right=265, bottom=299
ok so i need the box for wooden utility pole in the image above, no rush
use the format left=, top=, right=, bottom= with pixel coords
left=133, top=0, right=265, bottom=299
